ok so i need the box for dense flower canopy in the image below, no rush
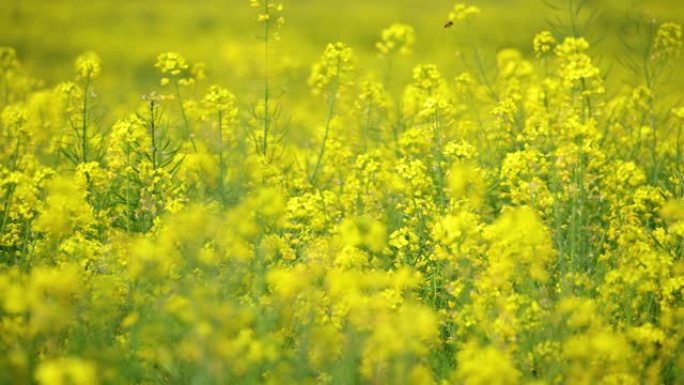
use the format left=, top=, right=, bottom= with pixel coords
left=1, top=1, right=684, bottom=384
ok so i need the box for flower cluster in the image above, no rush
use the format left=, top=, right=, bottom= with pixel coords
left=1, top=1, right=684, bottom=385
left=308, top=42, right=355, bottom=95
left=448, top=2, right=481, bottom=22
left=376, top=23, right=415, bottom=57
left=74, top=52, right=102, bottom=80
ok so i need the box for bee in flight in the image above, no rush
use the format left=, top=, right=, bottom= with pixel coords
left=444, top=20, right=454, bottom=28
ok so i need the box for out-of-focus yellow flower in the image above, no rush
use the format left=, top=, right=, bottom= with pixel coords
left=554, top=37, right=604, bottom=96
left=33, top=175, right=95, bottom=237
left=454, top=341, right=520, bottom=385
left=448, top=3, right=481, bottom=22
left=308, top=42, right=355, bottom=95
left=448, top=161, right=485, bottom=209
left=155, top=52, right=188, bottom=76
left=484, top=206, right=555, bottom=283
left=497, top=49, right=533, bottom=78
left=267, top=264, right=317, bottom=299
left=36, top=357, right=98, bottom=385
left=533, top=30, right=556, bottom=57
left=250, top=0, right=284, bottom=29
left=203, top=85, right=238, bottom=116
left=0, top=104, right=28, bottom=130
left=672, top=106, right=684, bottom=119
left=339, top=216, right=387, bottom=253
left=74, top=51, right=101, bottom=80
left=0, top=47, right=20, bottom=72
left=654, top=22, right=682, bottom=59
left=412, top=64, right=444, bottom=93
left=376, top=23, right=415, bottom=57
left=661, top=198, right=684, bottom=236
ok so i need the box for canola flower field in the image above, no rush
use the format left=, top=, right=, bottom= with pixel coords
left=2, top=0, right=684, bottom=384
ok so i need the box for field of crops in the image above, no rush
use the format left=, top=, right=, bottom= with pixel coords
left=1, top=0, right=684, bottom=384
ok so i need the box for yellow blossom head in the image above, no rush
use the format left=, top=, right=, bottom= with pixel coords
left=454, top=341, right=520, bottom=385
left=155, top=52, right=188, bottom=76
left=74, top=51, right=101, bottom=80
left=203, top=84, right=238, bottom=118
left=448, top=2, right=481, bottom=22
left=654, top=22, right=682, bottom=59
left=36, top=357, right=97, bottom=385
left=250, top=0, right=285, bottom=36
left=412, top=63, right=444, bottom=93
left=376, top=23, right=416, bottom=57
left=308, top=42, right=355, bottom=95
left=533, top=30, right=556, bottom=57
left=448, top=162, right=486, bottom=209
left=0, top=47, right=19, bottom=72
left=340, top=216, right=387, bottom=253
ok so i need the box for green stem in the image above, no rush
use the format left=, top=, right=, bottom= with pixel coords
left=310, top=57, right=341, bottom=186
left=174, top=81, right=196, bottom=151
left=125, top=149, right=131, bottom=233
left=262, top=0, right=271, bottom=156
left=677, top=122, right=682, bottom=175
left=568, top=0, right=578, bottom=38
left=644, top=23, right=659, bottom=183
left=149, top=99, right=158, bottom=170
left=383, top=56, right=394, bottom=91
left=0, top=135, right=21, bottom=251
left=0, top=184, right=15, bottom=240
left=432, top=103, right=446, bottom=212
left=362, top=99, right=374, bottom=151
left=0, top=74, right=7, bottom=108
left=471, top=46, right=498, bottom=101
left=217, top=111, right=225, bottom=201
left=81, top=76, right=90, bottom=163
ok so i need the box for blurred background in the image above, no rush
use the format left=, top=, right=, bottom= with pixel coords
left=1, top=0, right=683, bottom=111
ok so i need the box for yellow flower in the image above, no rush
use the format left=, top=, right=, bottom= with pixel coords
left=661, top=198, right=684, bottom=236
left=155, top=52, right=188, bottom=77
left=0, top=47, right=20, bottom=72
left=448, top=161, right=485, bottom=209
left=376, top=23, right=416, bottom=57
left=448, top=2, right=481, bottom=22
left=36, top=357, right=98, bottom=385
left=654, top=22, right=682, bottom=59
left=33, top=175, right=95, bottom=237
left=74, top=51, right=101, bottom=80
left=454, top=341, right=520, bottom=385
left=308, top=42, right=355, bottom=95
left=533, top=30, right=556, bottom=57
left=202, top=85, right=238, bottom=118
left=339, top=216, right=387, bottom=253
left=412, top=64, right=444, bottom=93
